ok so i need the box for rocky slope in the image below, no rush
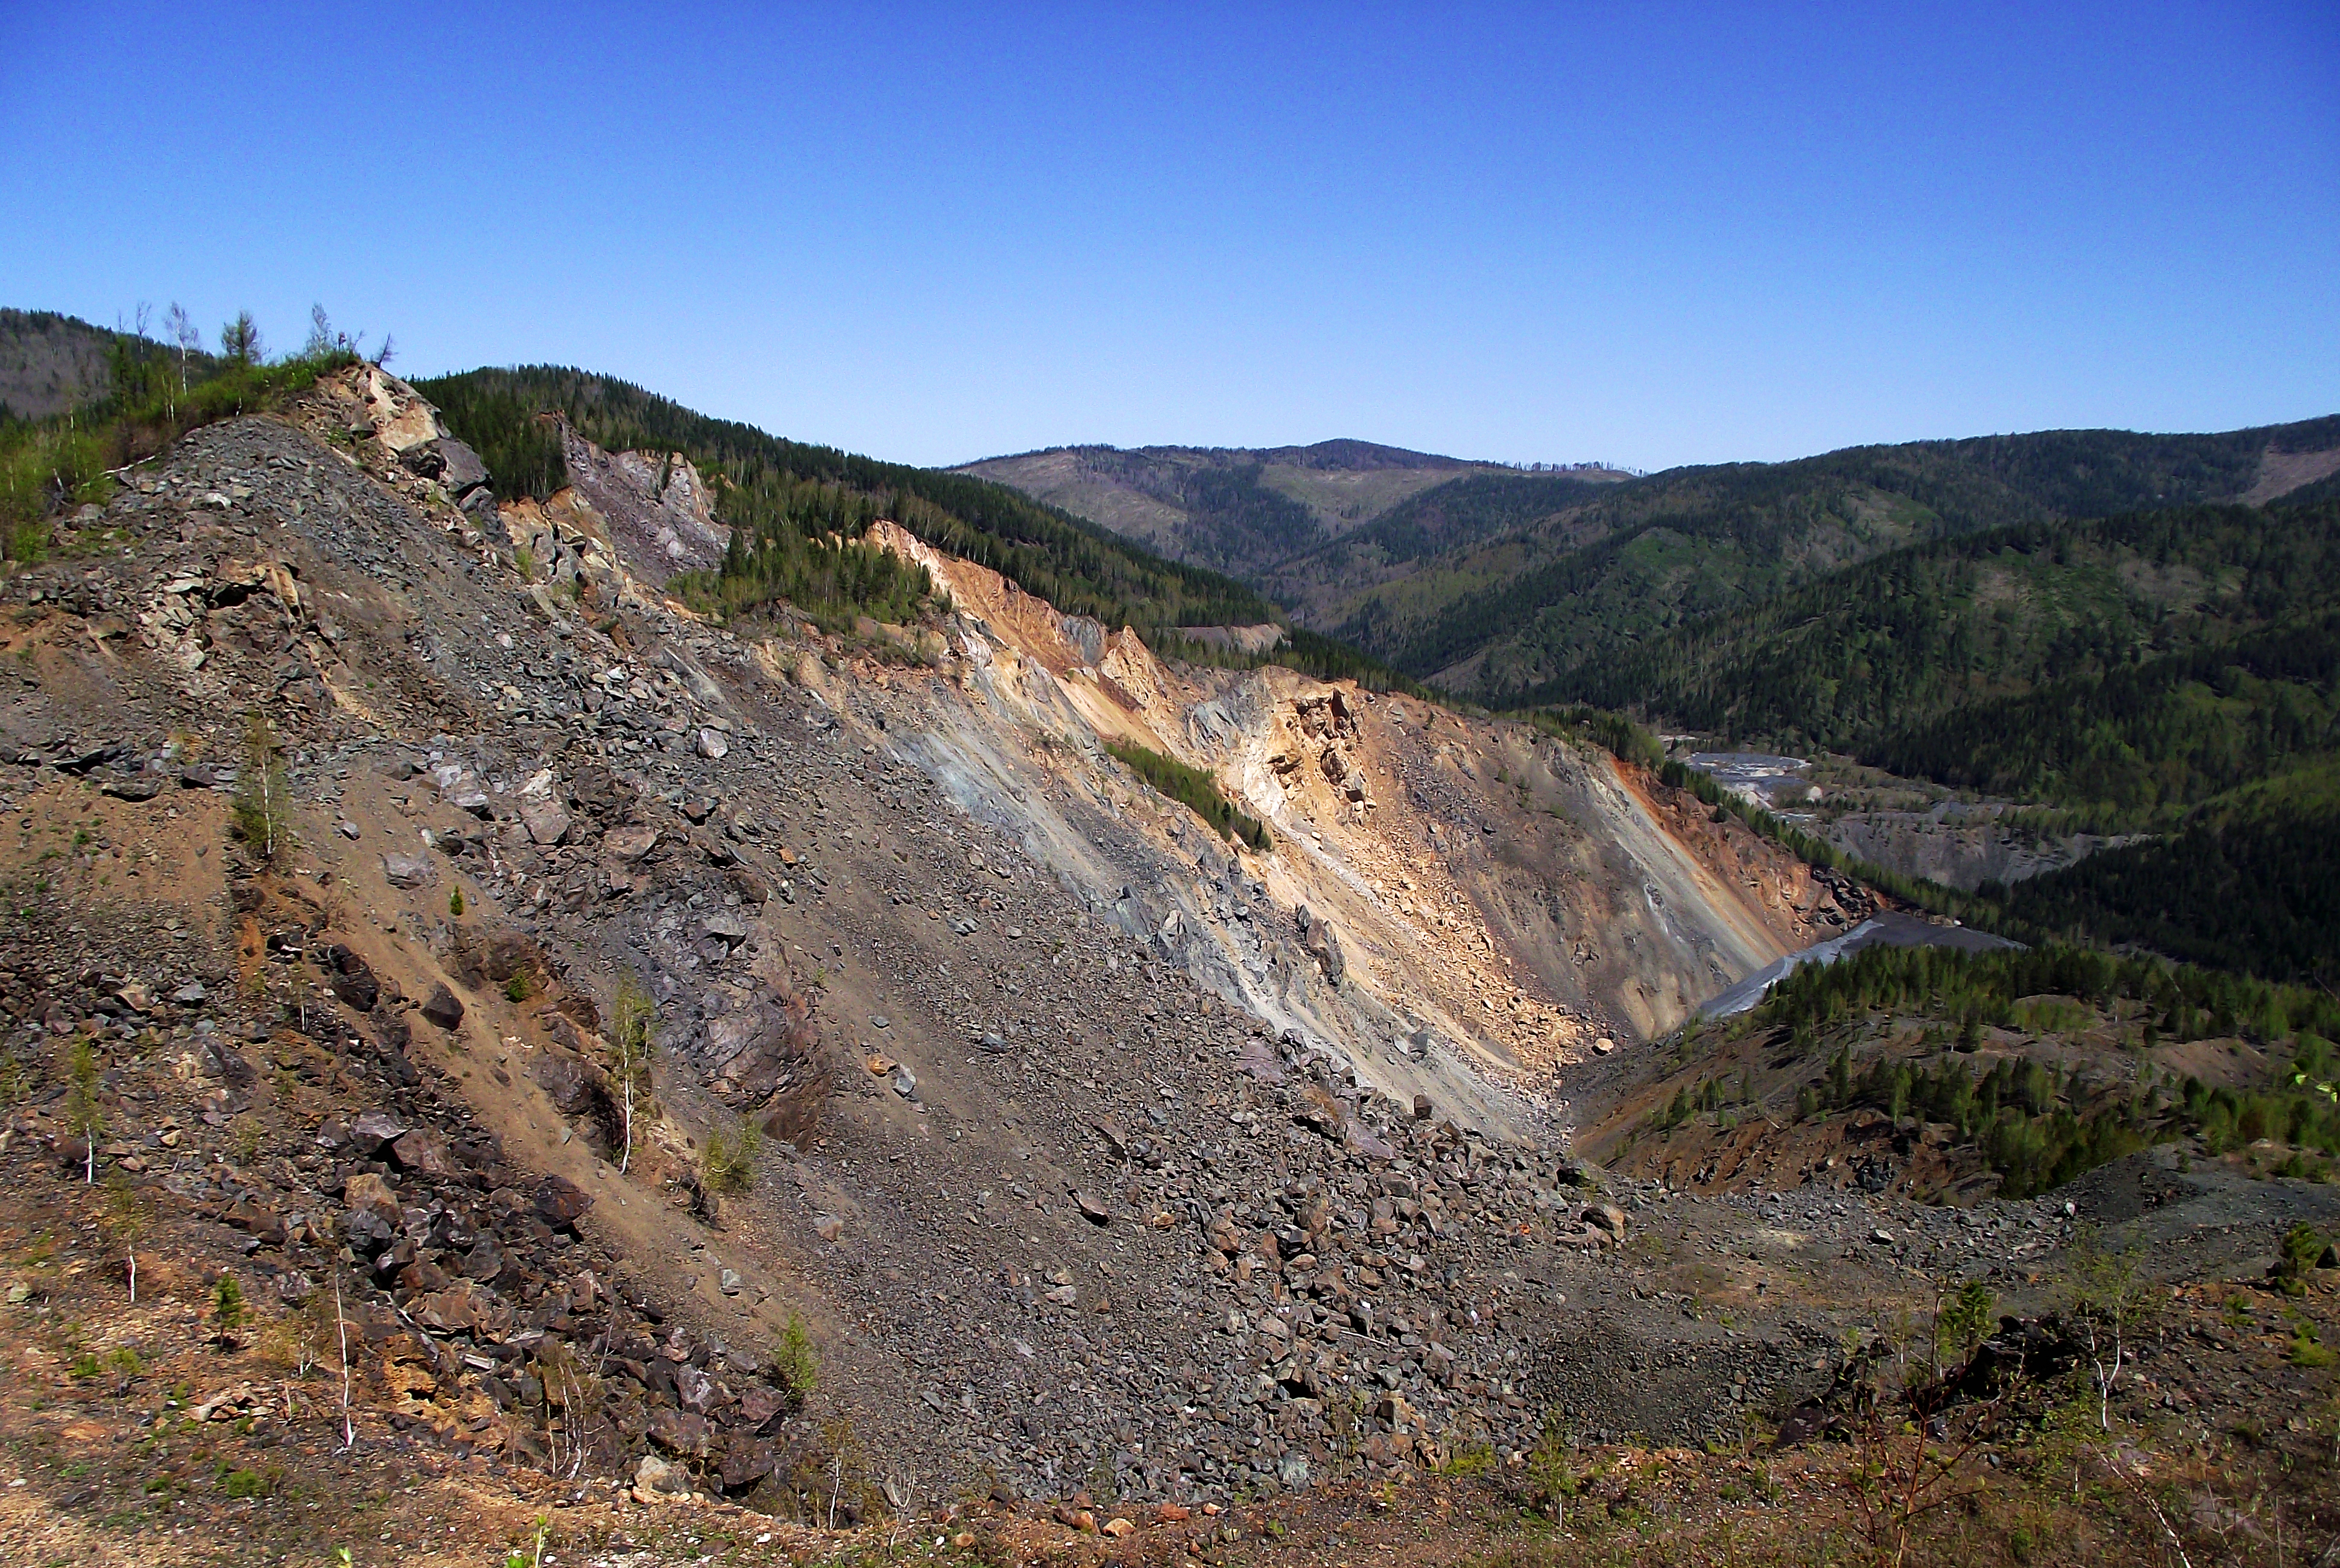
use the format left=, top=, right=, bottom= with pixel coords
left=1, top=368, right=2327, bottom=1564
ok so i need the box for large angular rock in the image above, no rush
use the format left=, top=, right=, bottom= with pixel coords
left=648, top=1408, right=710, bottom=1456
left=568, top=764, right=633, bottom=819
left=692, top=911, right=749, bottom=946
left=410, top=1281, right=510, bottom=1338
left=431, top=765, right=494, bottom=818
left=318, top=943, right=381, bottom=1010
left=452, top=924, right=543, bottom=987
left=604, top=826, right=659, bottom=861
left=534, top=1174, right=593, bottom=1230
left=342, top=1171, right=400, bottom=1218
left=223, top=1197, right=286, bottom=1247
left=382, top=853, right=435, bottom=890
left=531, top=1050, right=598, bottom=1116
left=738, top=1384, right=790, bottom=1430
left=420, top=983, right=464, bottom=1030
left=517, top=792, right=572, bottom=847
left=349, top=1110, right=407, bottom=1154
left=675, top=1364, right=718, bottom=1412
left=434, top=437, right=488, bottom=496
left=390, top=1129, right=460, bottom=1180
left=634, top=1452, right=692, bottom=1498
left=720, top=1439, right=777, bottom=1490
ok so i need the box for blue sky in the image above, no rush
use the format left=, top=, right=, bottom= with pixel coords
left=2, top=2, right=2333, bottom=470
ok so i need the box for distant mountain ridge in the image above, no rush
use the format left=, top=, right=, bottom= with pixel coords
left=953, top=439, right=1632, bottom=581
left=1376, top=416, right=2340, bottom=698
left=0, top=308, right=132, bottom=420
left=963, top=414, right=2340, bottom=703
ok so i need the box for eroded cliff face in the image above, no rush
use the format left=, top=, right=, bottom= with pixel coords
left=859, top=522, right=1829, bottom=1131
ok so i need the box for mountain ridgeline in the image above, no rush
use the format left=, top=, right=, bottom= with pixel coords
left=1352, top=419, right=2340, bottom=695
left=419, top=367, right=1283, bottom=636
left=955, top=440, right=1636, bottom=583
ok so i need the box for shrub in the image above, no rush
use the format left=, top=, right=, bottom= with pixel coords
left=1935, top=1279, right=1996, bottom=1369
left=212, top=1274, right=246, bottom=1347
left=774, top=1314, right=818, bottom=1405
left=703, top=1114, right=762, bottom=1193
left=609, top=973, right=657, bottom=1175
left=63, top=1037, right=103, bottom=1183
left=2277, top=1223, right=2329, bottom=1297
left=230, top=711, right=290, bottom=862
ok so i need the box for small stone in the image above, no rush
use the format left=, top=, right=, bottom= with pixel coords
left=1072, top=1190, right=1113, bottom=1226
left=634, top=1453, right=691, bottom=1498
left=1102, top=1518, right=1135, bottom=1538
left=171, top=981, right=207, bottom=1006
left=335, top=820, right=361, bottom=841
left=890, top=1066, right=917, bottom=1098
left=695, top=728, right=729, bottom=760
left=1871, top=1229, right=1896, bottom=1246
left=719, top=1268, right=743, bottom=1296
left=812, top=1213, right=845, bottom=1242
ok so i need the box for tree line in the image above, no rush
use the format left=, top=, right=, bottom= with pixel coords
left=416, top=366, right=1283, bottom=636
left=2, top=305, right=365, bottom=555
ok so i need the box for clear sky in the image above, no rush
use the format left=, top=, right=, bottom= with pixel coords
left=3, top=2, right=2333, bottom=471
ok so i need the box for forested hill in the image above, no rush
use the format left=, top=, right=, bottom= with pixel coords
left=1542, top=497, right=2340, bottom=822
left=0, top=309, right=121, bottom=420
left=952, top=440, right=1635, bottom=583
left=1320, top=415, right=2340, bottom=696
left=1996, top=759, right=2340, bottom=986
left=419, top=367, right=1283, bottom=634
left=1525, top=491, right=2340, bottom=987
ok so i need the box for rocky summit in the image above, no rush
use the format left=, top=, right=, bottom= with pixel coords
left=0, top=365, right=2331, bottom=1566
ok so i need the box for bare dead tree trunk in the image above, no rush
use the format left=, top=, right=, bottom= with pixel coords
left=335, top=1273, right=355, bottom=1449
